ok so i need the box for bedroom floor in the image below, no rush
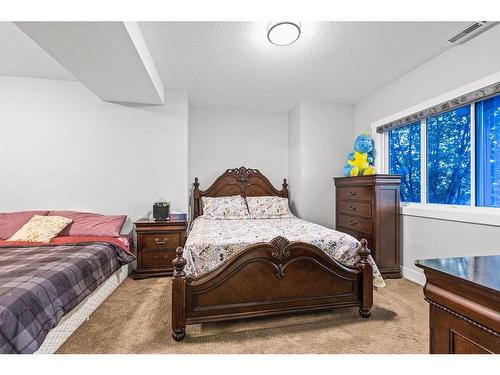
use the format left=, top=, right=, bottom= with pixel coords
left=57, top=277, right=428, bottom=354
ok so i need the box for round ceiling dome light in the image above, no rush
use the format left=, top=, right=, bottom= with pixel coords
left=267, top=22, right=301, bottom=46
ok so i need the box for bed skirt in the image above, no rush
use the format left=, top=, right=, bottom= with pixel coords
left=34, top=260, right=135, bottom=354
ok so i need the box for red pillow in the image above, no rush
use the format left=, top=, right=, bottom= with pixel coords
left=0, top=211, right=50, bottom=240
left=48, top=211, right=126, bottom=238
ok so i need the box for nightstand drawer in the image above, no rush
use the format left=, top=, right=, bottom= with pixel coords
left=139, top=232, right=181, bottom=250
left=338, top=186, right=371, bottom=201
left=338, top=214, right=372, bottom=234
left=337, top=201, right=372, bottom=218
left=142, top=249, right=175, bottom=268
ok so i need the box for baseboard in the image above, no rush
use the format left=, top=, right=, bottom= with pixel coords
left=401, top=266, right=426, bottom=286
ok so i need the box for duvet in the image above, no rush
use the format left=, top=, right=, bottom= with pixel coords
left=0, top=241, right=135, bottom=354
left=184, top=216, right=385, bottom=288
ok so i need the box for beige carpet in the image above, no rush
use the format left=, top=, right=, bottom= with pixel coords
left=57, top=277, right=428, bottom=354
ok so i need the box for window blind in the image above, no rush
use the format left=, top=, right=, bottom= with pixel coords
left=376, top=81, right=500, bottom=134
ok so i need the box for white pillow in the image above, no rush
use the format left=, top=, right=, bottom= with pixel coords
left=202, top=196, right=250, bottom=219
left=7, top=215, right=73, bottom=243
left=246, top=196, right=294, bottom=219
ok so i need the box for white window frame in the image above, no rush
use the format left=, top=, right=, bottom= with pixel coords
left=371, top=71, right=500, bottom=227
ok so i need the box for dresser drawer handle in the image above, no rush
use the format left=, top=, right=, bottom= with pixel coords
left=349, top=205, right=356, bottom=211
left=349, top=191, right=357, bottom=196
left=154, top=238, right=169, bottom=245
left=348, top=219, right=357, bottom=225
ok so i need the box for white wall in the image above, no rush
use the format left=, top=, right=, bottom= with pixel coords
left=402, top=215, right=499, bottom=283
left=287, top=104, right=302, bottom=216
left=0, top=81, right=3, bottom=199
left=0, top=77, right=189, bottom=228
left=355, top=25, right=500, bottom=135
left=188, top=106, right=288, bottom=190
left=288, top=100, right=354, bottom=228
left=353, top=26, right=500, bottom=282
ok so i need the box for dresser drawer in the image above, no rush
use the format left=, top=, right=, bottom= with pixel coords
left=337, top=201, right=372, bottom=218
left=338, top=214, right=372, bottom=234
left=139, top=232, right=182, bottom=250
left=338, top=186, right=372, bottom=201
left=336, top=226, right=373, bottom=253
left=141, top=249, right=175, bottom=268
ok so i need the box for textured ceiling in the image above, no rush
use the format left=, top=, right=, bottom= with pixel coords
left=0, top=22, right=75, bottom=81
left=1, top=21, right=474, bottom=111
left=15, top=22, right=165, bottom=104
left=139, top=22, right=471, bottom=111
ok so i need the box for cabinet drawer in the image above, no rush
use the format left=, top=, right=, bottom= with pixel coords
left=142, top=249, right=175, bottom=268
left=338, top=214, right=372, bottom=234
left=336, top=226, right=373, bottom=252
left=337, top=201, right=372, bottom=218
left=139, top=232, right=181, bottom=250
left=431, top=305, right=499, bottom=354
left=338, top=186, right=371, bottom=201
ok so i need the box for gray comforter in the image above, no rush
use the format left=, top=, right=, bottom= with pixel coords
left=0, top=242, right=135, bottom=354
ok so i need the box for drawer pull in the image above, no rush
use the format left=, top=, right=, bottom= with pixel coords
left=349, top=191, right=357, bottom=196
left=154, top=238, right=169, bottom=245
left=348, top=219, right=357, bottom=225
left=349, top=205, right=356, bottom=211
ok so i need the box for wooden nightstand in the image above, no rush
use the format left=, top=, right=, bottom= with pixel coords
left=133, top=218, right=188, bottom=279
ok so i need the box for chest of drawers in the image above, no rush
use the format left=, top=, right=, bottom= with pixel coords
left=334, top=174, right=401, bottom=278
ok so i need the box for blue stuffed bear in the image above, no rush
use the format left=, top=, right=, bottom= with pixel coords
left=344, top=132, right=376, bottom=176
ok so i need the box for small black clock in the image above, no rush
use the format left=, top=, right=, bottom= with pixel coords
left=153, top=201, right=170, bottom=221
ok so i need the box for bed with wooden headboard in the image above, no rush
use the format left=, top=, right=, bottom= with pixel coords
left=171, top=166, right=373, bottom=341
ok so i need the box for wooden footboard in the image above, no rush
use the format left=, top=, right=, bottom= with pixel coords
left=171, top=237, right=373, bottom=341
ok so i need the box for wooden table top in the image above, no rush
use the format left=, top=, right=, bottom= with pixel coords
left=416, top=255, right=500, bottom=293
left=134, top=217, right=188, bottom=226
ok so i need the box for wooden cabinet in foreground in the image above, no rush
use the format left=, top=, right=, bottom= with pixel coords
left=416, top=256, right=500, bottom=354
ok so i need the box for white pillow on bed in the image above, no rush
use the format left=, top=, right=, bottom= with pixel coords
left=202, top=196, right=250, bottom=219
left=7, top=215, right=73, bottom=243
left=246, top=196, right=294, bottom=219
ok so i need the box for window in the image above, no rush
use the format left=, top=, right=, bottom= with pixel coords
left=476, top=95, right=500, bottom=208
left=384, top=93, right=499, bottom=209
left=389, top=122, right=421, bottom=203
left=426, top=105, right=471, bottom=205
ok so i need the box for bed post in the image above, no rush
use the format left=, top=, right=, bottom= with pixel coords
left=193, top=177, right=200, bottom=219
left=172, top=247, right=187, bottom=341
left=282, top=178, right=289, bottom=198
left=357, top=239, right=373, bottom=318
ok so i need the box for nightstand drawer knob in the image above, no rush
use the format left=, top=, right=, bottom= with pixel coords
left=349, top=191, right=357, bottom=196
left=349, top=219, right=358, bottom=225
left=349, top=205, right=356, bottom=210
left=155, top=238, right=169, bottom=245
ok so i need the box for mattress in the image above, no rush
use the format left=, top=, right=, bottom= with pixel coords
left=0, top=241, right=135, bottom=354
left=184, top=215, right=385, bottom=288
left=35, top=261, right=133, bottom=354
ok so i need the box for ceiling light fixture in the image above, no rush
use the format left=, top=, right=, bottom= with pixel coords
left=267, top=22, right=301, bottom=46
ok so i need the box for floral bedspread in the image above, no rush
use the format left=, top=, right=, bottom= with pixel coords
left=184, top=216, right=385, bottom=288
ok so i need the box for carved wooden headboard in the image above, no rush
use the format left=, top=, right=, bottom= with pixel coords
left=192, top=166, right=288, bottom=219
